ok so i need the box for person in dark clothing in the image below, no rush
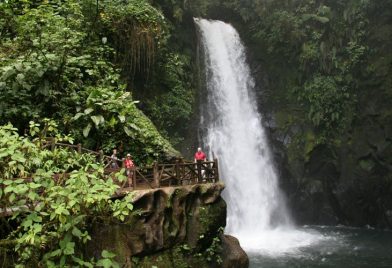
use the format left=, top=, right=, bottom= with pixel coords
left=110, top=149, right=120, bottom=168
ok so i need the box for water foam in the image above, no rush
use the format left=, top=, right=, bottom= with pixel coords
left=238, top=228, right=325, bottom=256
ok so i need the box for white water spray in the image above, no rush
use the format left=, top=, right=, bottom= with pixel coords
left=195, top=18, right=324, bottom=255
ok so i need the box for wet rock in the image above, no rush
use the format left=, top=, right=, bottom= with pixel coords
left=220, top=235, right=249, bottom=268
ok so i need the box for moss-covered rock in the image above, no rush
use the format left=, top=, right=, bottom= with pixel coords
left=87, top=183, right=230, bottom=266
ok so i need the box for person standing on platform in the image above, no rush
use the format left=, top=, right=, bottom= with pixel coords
left=124, top=153, right=135, bottom=187
left=194, top=147, right=207, bottom=162
left=194, top=147, right=206, bottom=182
left=110, top=149, right=120, bottom=169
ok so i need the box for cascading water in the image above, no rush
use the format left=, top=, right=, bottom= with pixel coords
left=195, top=18, right=325, bottom=256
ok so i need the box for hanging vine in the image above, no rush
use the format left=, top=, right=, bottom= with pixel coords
left=99, top=0, right=167, bottom=76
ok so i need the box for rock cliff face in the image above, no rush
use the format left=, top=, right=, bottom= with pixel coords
left=87, top=183, right=248, bottom=267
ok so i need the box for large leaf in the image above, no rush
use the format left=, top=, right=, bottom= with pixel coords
left=73, top=113, right=85, bottom=120
left=123, top=126, right=133, bottom=137
left=63, top=242, right=75, bottom=255
left=315, top=15, right=329, bottom=23
left=129, top=123, right=140, bottom=131
left=91, top=115, right=104, bottom=127
left=84, top=108, right=94, bottom=115
left=118, top=115, right=125, bottom=123
left=96, top=259, right=112, bottom=268
left=83, top=123, right=92, bottom=137
left=101, top=250, right=116, bottom=258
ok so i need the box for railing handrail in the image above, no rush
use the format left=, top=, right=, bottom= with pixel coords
left=38, top=140, right=220, bottom=190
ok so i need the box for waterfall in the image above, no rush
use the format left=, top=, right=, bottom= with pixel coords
left=195, top=18, right=324, bottom=255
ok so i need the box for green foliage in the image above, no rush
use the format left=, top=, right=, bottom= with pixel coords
left=0, top=0, right=120, bottom=127
left=205, top=236, right=223, bottom=264
left=68, top=84, right=177, bottom=162
left=70, top=85, right=137, bottom=140
left=295, top=75, right=353, bottom=140
left=253, top=10, right=304, bottom=59
left=0, top=1, right=85, bottom=124
left=145, top=52, right=194, bottom=144
left=97, top=0, right=168, bottom=74
left=0, top=0, right=178, bottom=162
left=0, top=123, right=132, bottom=267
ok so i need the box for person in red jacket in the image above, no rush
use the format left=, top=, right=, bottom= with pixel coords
left=194, top=148, right=207, bottom=182
left=124, top=154, right=135, bottom=187
left=194, top=147, right=207, bottom=162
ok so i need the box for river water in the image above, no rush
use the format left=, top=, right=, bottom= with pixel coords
left=250, top=226, right=392, bottom=268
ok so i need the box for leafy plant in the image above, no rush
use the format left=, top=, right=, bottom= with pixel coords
left=0, top=123, right=132, bottom=267
left=98, top=0, right=168, bottom=75
left=0, top=0, right=178, bottom=163
left=144, top=52, right=194, bottom=144
left=205, top=236, right=223, bottom=264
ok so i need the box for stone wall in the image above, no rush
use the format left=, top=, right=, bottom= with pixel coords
left=87, top=183, right=248, bottom=267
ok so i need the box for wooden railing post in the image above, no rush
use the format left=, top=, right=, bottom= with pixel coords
left=214, top=158, right=219, bottom=182
left=77, top=143, right=82, bottom=154
left=175, top=159, right=180, bottom=186
left=153, top=161, right=159, bottom=188
left=99, top=150, right=104, bottom=163
left=133, top=168, right=137, bottom=189
left=50, top=137, right=56, bottom=151
left=179, top=158, right=185, bottom=185
left=196, top=161, right=202, bottom=183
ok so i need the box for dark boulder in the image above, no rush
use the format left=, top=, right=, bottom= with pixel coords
left=220, top=235, right=249, bottom=268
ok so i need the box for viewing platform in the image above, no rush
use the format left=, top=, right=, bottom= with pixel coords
left=106, top=159, right=220, bottom=192
left=43, top=140, right=219, bottom=190
left=0, top=141, right=220, bottom=217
